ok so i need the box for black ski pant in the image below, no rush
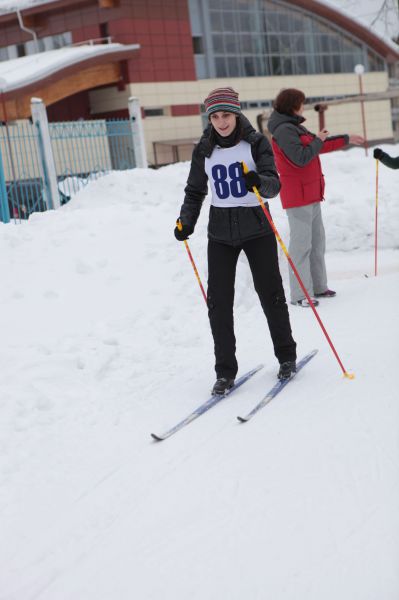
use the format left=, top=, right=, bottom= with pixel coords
left=207, top=235, right=297, bottom=379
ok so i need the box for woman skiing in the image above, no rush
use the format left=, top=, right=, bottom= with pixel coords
left=268, top=88, right=364, bottom=307
left=174, top=87, right=297, bottom=395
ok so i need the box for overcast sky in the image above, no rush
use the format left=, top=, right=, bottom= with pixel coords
left=323, top=0, right=399, bottom=40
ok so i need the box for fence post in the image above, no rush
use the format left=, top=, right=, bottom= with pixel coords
left=30, top=97, right=60, bottom=209
left=128, top=96, right=148, bottom=168
left=0, top=145, right=10, bottom=223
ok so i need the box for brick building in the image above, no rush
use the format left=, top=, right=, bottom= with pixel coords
left=0, top=0, right=398, bottom=165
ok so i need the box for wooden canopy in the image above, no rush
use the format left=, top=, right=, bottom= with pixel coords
left=0, top=46, right=138, bottom=121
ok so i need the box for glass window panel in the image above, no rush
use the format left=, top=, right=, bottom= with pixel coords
left=368, top=51, right=384, bottom=71
left=353, top=49, right=363, bottom=64
left=253, top=35, right=265, bottom=54
left=315, top=22, right=330, bottom=35
left=271, top=55, right=282, bottom=75
left=278, top=12, right=291, bottom=32
left=222, top=11, right=235, bottom=31
left=342, top=54, right=355, bottom=72
left=240, top=34, right=254, bottom=53
left=256, top=55, right=269, bottom=76
left=279, top=34, right=292, bottom=54
left=265, top=13, right=279, bottom=32
left=331, top=54, right=341, bottom=72
left=192, top=36, right=204, bottom=54
left=195, top=55, right=208, bottom=79
left=341, top=35, right=361, bottom=53
left=322, top=55, right=332, bottom=73
left=295, top=56, right=308, bottom=74
left=268, top=35, right=280, bottom=52
left=238, top=12, right=253, bottom=31
left=319, top=35, right=330, bottom=53
left=0, top=47, right=8, bottom=61
left=16, top=43, right=26, bottom=57
left=282, top=56, right=293, bottom=75
left=291, top=14, right=306, bottom=32
left=227, top=55, right=241, bottom=76
left=51, top=32, right=72, bottom=49
left=329, top=34, right=340, bottom=52
left=224, top=33, right=240, bottom=52
left=292, top=36, right=305, bottom=52
left=6, top=45, right=17, bottom=59
left=216, top=0, right=233, bottom=9
left=211, top=11, right=223, bottom=31
left=237, top=0, right=252, bottom=10
left=243, top=55, right=255, bottom=76
left=312, top=54, right=322, bottom=73
left=215, top=57, right=227, bottom=77
left=212, top=35, right=224, bottom=53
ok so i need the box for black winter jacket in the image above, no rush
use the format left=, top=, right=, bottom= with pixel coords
left=377, top=150, right=399, bottom=169
left=179, top=115, right=281, bottom=246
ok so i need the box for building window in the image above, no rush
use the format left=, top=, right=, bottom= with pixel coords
left=16, top=44, right=26, bottom=58
left=143, top=108, right=165, bottom=117
left=192, top=36, right=204, bottom=54
left=0, top=47, right=9, bottom=62
left=193, top=0, right=386, bottom=78
left=100, top=22, right=110, bottom=42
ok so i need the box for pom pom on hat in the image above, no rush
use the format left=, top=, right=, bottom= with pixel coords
left=204, top=87, right=241, bottom=116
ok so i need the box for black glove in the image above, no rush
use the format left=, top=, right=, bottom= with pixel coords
left=373, top=148, right=383, bottom=160
left=174, top=220, right=193, bottom=241
left=243, top=170, right=261, bottom=191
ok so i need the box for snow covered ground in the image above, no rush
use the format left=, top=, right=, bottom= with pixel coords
left=1, top=144, right=399, bottom=600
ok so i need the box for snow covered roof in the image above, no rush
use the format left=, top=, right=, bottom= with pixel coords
left=0, top=43, right=140, bottom=93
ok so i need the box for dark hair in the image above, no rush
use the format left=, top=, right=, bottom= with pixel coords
left=273, top=88, right=305, bottom=115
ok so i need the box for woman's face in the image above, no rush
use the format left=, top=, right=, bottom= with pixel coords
left=295, top=102, right=305, bottom=116
left=209, top=111, right=237, bottom=137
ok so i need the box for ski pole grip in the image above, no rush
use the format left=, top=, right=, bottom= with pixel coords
left=177, top=219, right=183, bottom=232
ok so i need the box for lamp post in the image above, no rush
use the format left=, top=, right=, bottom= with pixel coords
left=354, top=64, right=368, bottom=156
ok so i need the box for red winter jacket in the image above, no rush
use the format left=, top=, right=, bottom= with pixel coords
left=268, top=111, right=348, bottom=209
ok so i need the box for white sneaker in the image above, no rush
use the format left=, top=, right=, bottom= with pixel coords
left=291, top=298, right=319, bottom=308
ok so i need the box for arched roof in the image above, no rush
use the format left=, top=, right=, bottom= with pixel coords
left=289, top=0, right=399, bottom=62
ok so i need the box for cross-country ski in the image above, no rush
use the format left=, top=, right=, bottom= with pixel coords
left=151, top=363, right=263, bottom=441
left=237, top=349, right=318, bottom=423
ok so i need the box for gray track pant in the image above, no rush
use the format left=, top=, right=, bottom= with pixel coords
left=286, top=203, right=328, bottom=303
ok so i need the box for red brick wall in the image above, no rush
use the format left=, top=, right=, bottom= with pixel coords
left=171, top=104, right=200, bottom=117
left=109, top=0, right=196, bottom=82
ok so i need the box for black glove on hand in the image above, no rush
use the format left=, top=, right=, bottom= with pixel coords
left=174, top=220, right=193, bottom=241
left=243, top=170, right=262, bottom=191
left=373, top=148, right=383, bottom=160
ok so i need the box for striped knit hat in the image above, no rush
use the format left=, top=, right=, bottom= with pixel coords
left=204, top=87, right=241, bottom=116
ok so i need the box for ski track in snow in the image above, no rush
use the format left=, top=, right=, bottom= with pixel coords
left=0, top=148, right=399, bottom=599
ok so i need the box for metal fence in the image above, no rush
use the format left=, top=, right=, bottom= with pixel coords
left=49, top=119, right=136, bottom=200
left=0, top=99, right=143, bottom=223
left=0, top=120, right=49, bottom=221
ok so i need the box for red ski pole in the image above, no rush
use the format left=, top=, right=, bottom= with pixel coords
left=242, top=161, right=354, bottom=379
left=177, top=219, right=207, bottom=305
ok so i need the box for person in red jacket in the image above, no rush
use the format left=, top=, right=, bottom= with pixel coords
left=268, top=88, right=364, bottom=307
